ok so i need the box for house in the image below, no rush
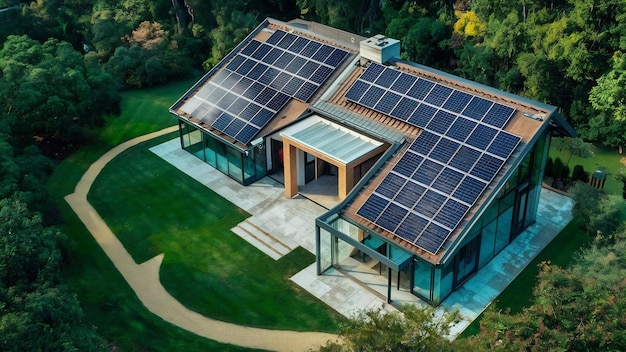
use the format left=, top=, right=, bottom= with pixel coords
left=169, top=18, right=575, bottom=306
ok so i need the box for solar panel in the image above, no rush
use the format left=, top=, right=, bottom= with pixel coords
left=239, top=103, right=261, bottom=121
left=301, top=41, right=321, bottom=57
left=445, top=117, right=476, bottom=142
left=449, top=145, right=481, bottom=172
left=376, top=173, right=406, bottom=199
left=312, top=44, right=334, bottom=63
left=223, top=117, right=246, bottom=138
left=270, top=72, right=291, bottom=91
left=235, top=124, right=260, bottom=144
left=409, top=131, right=440, bottom=156
left=359, top=85, right=385, bottom=108
left=360, top=63, right=385, bottom=82
left=325, top=48, right=348, bottom=67
left=241, top=40, right=261, bottom=56
left=226, top=55, right=246, bottom=72
left=374, top=91, right=402, bottom=114
left=462, top=97, right=493, bottom=120
left=228, top=98, right=249, bottom=115
left=407, top=103, right=437, bottom=128
left=345, top=80, right=370, bottom=102
left=212, top=113, right=234, bottom=131
left=289, top=37, right=309, bottom=53
left=235, top=58, right=256, bottom=76
left=266, top=30, right=285, bottom=45
left=262, top=48, right=282, bottom=65
left=247, top=63, right=268, bottom=80
left=416, top=223, right=450, bottom=254
left=466, top=124, right=498, bottom=150
left=431, top=167, right=463, bottom=194
left=487, top=131, right=521, bottom=159
left=377, top=203, right=408, bottom=233
left=426, top=110, right=456, bottom=134
left=390, top=73, right=417, bottom=94
left=424, top=84, right=453, bottom=107
left=442, top=90, right=472, bottom=113
left=277, top=32, right=296, bottom=49
left=250, top=108, right=274, bottom=127
left=395, top=213, right=427, bottom=242
left=297, top=60, right=320, bottom=80
left=482, top=103, right=515, bottom=128
left=293, top=81, right=317, bottom=101
left=282, top=76, right=305, bottom=96
left=412, top=159, right=444, bottom=186
left=407, top=78, right=435, bottom=100
left=392, top=152, right=423, bottom=177
left=258, top=67, right=279, bottom=85
left=390, top=98, right=420, bottom=121
left=310, top=65, right=333, bottom=84
left=216, top=92, right=236, bottom=110
left=251, top=43, right=271, bottom=60
left=453, top=176, right=487, bottom=204
left=286, top=57, right=308, bottom=76
left=470, top=153, right=504, bottom=182
left=435, top=199, right=469, bottom=230
left=242, top=81, right=264, bottom=100
left=375, top=68, right=401, bottom=87
left=394, top=180, right=425, bottom=209
left=266, top=92, right=290, bottom=112
left=429, top=137, right=460, bottom=165
left=357, top=193, right=389, bottom=222
left=415, top=190, right=446, bottom=218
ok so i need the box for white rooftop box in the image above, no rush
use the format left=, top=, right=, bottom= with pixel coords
left=360, top=34, right=400, bottom=64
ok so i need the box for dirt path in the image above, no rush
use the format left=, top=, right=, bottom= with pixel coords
left=64, top=127, right=339, bottom=351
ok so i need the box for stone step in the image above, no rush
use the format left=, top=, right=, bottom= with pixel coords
left=231, top=225, right=284, bottom=260
left=244, top=217, right=299, bottom=250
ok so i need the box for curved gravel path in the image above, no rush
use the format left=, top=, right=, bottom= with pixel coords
left=65, top=127, right=339, bottom=351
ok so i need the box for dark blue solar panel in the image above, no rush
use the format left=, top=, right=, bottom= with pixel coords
left=247, top=63, right=268, bottom=81
left=282, top=76, right=305, bottom=96
left=206, top=86, right=227, bottom=103
left=424, top=84, right=453, bottom=107
left=212, top=113, right=234, bottom=131
left=482, top=103, right=515, bottom=128
left=409, top=131, right=440, bottom=156
left=226, top=55, right=246, bottom=72
left=250, top=108, right=274, bottom=127
left=431, top=167, right=463, bottom=195
left=242, top=82, right=264, bottom=100
left=235, top=58, right=256, bottom=76
left=216, top=92, right=237, bottom=109
left=470, top=154, right=504, bottom=182
left=231, top=76, right=252, bottom=95
left=375, top=68, right=401, bottom=87
left=412, top=159, right=444, bottom=186
left=228, top=98, right=249, bottom=115
left=442, top=90, right=472, bottom=113
left=345, top=80, right=369, bottom=102
left=360, top=63, right=385, bottom=82
left=235, top=124, right=260, bottom=144
left=357, top=193, right=389, bottom=222
left=429, top=138, right=460, bottom=164
left=392, top=152, right=423, bottom=177
left=277, top=33, right=296, bottom=49
left=435, top=199, right=469, bottom=230
left=239, top=103, right=261, bottom=121
left=487, top=131, right=520, bottom=159
left=251, top=43, right=272, bottom=60
left=359, top=85, right=385, bottom=108
left=426, top=110, right=456, bottom=134
left=407, top=78, right=435, bottom=100
left=223, top=117, right=246, bottom=138
left=289, top=37, right=309, bottom=53
left=310, top=65, right=333, bottom=84
left=325, top=48, right=348, bottom=67
left=449, top=145, right=480, bottom=172
left=275, top=52, right=295, bottom=69
left=376, top=173, right=406, bottom=199
left=241, top=40, right=261, bottom=56
left=312, top=44, right=334, bottom=62
left=270, top=72, right=291, bottom=91
left=258, top=67, right=279, bottom=85
left=445, top=117, right=476, bottom=143
left=462, top=97, right=493, bottom=120
left=262, top=48, right=283, bottom=65
left=394, top=180, right=425, bottom=209
left=255, top=87, right=277, bottom=105
left=212, top=70, right=230, bottom=85
left=453, top=176, right=487, bottom=204
left=266, top=92, right=290, bottom=112
left=415, top=190, right=446, bottom=218
left=395, top=212, right=427, bottom=243
left=416, top=223, right=450, bottom=254
left=407, top=103, right=437, bottom=128
left=293, top=81, right=317, bottom=101
left=222, top=71, right=242, bottom=89
left=377, top=203, right=408, bottom=233
left=390, top=73, right=417, bottom=94
left=390, top=98, right=420, bottom=121
left=466, top=124, right=498, bottom=150
left=287, top=57, right=308, bottom=76
left=301, top=41, right=322, bottom=57
left=374, top=91, right=402, bottom=114
left=266, top=30, right=286, bottom=45
left=198, top=105, right=221, bottom=125
left=297, top=61, right=319, bottom=80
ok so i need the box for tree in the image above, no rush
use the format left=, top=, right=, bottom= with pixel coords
left=319, top=305, right=459, bottom=351
left=550, top=137, right=595, bottom=166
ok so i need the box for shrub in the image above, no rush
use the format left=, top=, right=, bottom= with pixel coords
left=572, top=165, right=588, bottom=183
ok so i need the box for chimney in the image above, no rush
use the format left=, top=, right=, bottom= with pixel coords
left=359, top=34, right=400, bottom=65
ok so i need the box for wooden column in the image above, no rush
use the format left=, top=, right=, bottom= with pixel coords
left=283, top=140, right=298, bottom=198
left=338, top=164, right=355, bottom=200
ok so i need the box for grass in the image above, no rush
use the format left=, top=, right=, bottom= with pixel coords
left=49, top=78, right=273, bottom=351
left=88, top=135, right=342, bottom=331
left=550, top=142, right=625, bottom=196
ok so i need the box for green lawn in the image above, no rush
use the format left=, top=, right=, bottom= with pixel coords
left=88, top=135, right=342, bottom=331
left=550, top=142, right=625, bottom=195
left=49, top=78, right=271, bottom=351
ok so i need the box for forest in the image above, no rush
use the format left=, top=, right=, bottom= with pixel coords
left=0, top=0, right=625, bottom=350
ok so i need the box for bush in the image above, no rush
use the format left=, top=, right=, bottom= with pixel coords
left=545, top=157, right=554, bottom=177
left=572, top=165, right=588, bottom=183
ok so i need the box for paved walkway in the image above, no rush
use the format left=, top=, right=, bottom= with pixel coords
left=65, top=127, right=339, bottom=352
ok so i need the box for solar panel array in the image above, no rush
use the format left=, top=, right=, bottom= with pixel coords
left=353, top=63, right=521, bottom=254
left=180, top=30, right=349, bottom=144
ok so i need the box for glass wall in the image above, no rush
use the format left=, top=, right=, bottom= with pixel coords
left=178, top=120, right=266, bottom=185
left=413, top=259, right=433, bottom=299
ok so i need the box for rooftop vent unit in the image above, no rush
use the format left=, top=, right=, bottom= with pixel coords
left=360, top=34, right=400, bottom=65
